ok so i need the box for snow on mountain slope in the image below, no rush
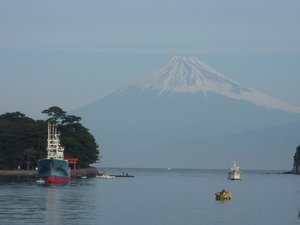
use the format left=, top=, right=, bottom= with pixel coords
left=137, top=56, right=300, bottom=113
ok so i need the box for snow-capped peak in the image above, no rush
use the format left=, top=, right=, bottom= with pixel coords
left=138, top=56, right=243, bottom=94
left=137, top=56, right=300, bottom=113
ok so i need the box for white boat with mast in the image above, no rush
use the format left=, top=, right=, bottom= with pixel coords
left=228, top=161, right=242, bottom=180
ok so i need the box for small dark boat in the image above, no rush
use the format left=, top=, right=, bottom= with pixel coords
left=114, top=174, right=134, bottom=178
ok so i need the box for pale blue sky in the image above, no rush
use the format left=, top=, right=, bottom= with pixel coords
left=0, top=0, right=300, bottom=118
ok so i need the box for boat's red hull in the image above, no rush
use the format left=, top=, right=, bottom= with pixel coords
left=43, top=176, right=70, bottom=184
left=38, top=158, right=70, bottom=185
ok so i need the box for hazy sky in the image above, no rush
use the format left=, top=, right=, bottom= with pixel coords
left=1, top=0, right=300, bottom=119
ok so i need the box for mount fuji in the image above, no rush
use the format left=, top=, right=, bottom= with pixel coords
left=137, top=56, right=300, bottom=113
left=74, top=56, right=300, bottom=170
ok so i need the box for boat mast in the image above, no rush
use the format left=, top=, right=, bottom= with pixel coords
left=47, top=123, right=65, bottom=160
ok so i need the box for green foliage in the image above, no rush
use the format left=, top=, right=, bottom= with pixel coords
left=42, top=106, right=67, bottom=124
left=295, top=145, right=300, bottom=156
left=0, top=107, right=100, bottom=169
left=0, top=112, right=47, bottom=169
left=59, top=123, right=99, bottom=168
left=293, top=145, right=300, bottom=173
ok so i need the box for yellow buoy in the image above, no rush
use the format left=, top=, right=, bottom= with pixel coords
left=215, top=191, right=232, bottom=201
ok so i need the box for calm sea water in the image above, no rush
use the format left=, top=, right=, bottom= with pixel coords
left=0, top=168, right=299, bottom=225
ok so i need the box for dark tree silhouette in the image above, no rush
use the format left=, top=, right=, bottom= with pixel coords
left=0, top=107, right=100, bottom=169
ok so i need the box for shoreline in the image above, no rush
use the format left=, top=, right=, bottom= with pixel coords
left=0, top=170, right=37, bottom=177
left=0, top=167, right=98, bottom=178
left=0, top=168, right=297, bottom=179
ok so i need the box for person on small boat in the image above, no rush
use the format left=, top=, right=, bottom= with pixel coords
left=215, top=189, right=232, bottom=201
left=220, top=189, right=226, bottom=195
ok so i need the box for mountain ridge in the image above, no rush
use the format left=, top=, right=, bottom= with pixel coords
left=133, top=56, right=300, bottom=113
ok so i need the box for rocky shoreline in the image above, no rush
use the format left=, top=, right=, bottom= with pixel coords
left=74, top=167, right=98, bottom=177
left=0, top=170, right=37, bottom=177
left=0, top=167, right=98, bottom=179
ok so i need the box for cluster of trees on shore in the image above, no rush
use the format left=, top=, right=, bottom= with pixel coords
left=293, top=145, right=300, bottom=173
left=0, top=106, right=100, bottom=170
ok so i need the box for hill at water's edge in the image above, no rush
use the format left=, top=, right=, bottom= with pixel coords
left=74, top=89, right=300, bottom=170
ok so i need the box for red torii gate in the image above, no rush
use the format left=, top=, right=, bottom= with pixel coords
left=65, top=158, right=79, bottom=177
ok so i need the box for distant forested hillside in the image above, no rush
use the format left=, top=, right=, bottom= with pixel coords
left=0, top=106, right=100, bottom=170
